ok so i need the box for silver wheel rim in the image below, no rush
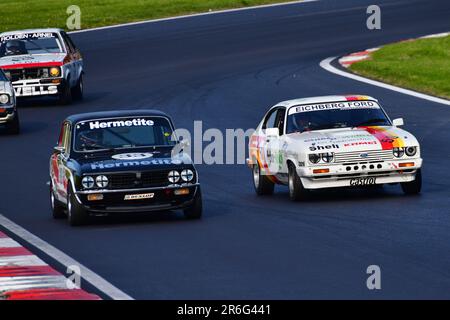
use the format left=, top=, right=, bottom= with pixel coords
left=289, top=170, right=294, bottom=195
left=79, top=76, right=83, bottom=93
left=51, top=191, right=55, bottom=210
left=67, top=197, right=72, bottom=218
left=253, top=165, right=260, bottom=187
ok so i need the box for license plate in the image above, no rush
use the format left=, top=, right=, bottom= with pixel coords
left=124, top=193, right=155, bottom=200
left=349, top=177, right=377, bottom=186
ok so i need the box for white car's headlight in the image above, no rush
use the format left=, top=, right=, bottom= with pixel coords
left=405, top=146, right=417, bottom=157
left=168, top=170, right=180, bottom=183
left=181, top=169, right=194, bottom=182
left=0, top=94, right=9, bottom=104
left=308, top=154, right=321, bottom=164
left=82, top=176, right=95, bottom=189
left=96, top=175, right=109, bottom=188
left=393, top=147, right=404, bottom=158
left=321, top=152, right=334, bottom=163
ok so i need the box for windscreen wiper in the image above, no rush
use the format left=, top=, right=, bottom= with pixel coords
left=352, top=118, right=389, bottom=128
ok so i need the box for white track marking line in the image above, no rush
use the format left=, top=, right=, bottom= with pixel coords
left=0, top=238, right=21, bottom=248
left=0, top=214, right=133, bottom=300
left=70, top=0, right=318, bottom=34
left=0, top=275, right=69, bottom=291
left=0, top=255, right=47, bottom=267
left=320, top=57, right=450, bottom=106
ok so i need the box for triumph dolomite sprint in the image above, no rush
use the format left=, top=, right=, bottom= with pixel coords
left=49, top=110, right=202, bottom=226
left=0, top=28, right=83, bottom=104
left=0, top=69, right=19, bottom=134
left=247, top=95, right=423, bottom=201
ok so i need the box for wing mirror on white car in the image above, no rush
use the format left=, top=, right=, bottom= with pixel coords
left=265, top=128, right=279, bottom=139
left=392, top=118, right=404, bottom=127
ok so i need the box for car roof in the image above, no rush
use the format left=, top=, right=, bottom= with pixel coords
left=277, top=95, right=379, bottom=108
left=66, top=109, right=172, bottom=123
left=0, top=28, right=64, bottom=37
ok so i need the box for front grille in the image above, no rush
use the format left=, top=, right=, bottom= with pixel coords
left=109, top=170, right=179, bottom=190
left=7, top=68, right=45, bottom=82
left=334, top=150, right=393, bottom=164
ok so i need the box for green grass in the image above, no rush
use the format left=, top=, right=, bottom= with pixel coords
left=0, top=0, right=296, bottom=33
left=350, top=35, right=450, bottom=99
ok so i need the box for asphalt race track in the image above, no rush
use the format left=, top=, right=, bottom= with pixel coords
left=1, top=0, right=450, bottom=299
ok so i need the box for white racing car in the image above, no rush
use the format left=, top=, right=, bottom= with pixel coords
left=247, top=95, right=423, bottom=200
left=0, top=28, right=84, bottom=104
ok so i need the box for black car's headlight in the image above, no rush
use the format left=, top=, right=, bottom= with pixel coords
left=308, top=153, right=321, bottom=164
left=82, top=176, right=95, bottom=189
left=181, top=169, right=194, bottom=182
left=393, top=147, right=405, bottom=158
left=168, top=170, right=180, bottom=183
left=0, top=94, right=9, bottom=104
left=321, top=152, right=334, bottom=163
left=405, top=146, right=417, bottom=157
left=96, top=175, right=109, bottom=188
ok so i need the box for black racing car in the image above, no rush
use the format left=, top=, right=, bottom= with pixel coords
left=0, top=69, right=19, bottom=134
left=49, top=110, right=202, bottom=226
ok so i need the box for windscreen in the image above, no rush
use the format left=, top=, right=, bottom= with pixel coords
left=0, top=32, right=63, bottom=57
left=74, top=117, right=175, bottom=152
left=286, top=100, right=391, bottom=134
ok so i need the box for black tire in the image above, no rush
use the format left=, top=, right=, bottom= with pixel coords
left=5, top=112, right=20, bottom=135
left=67, top=186, right=88, bottom=226
left=252, top=164, right=274, bottom=195
left=72, top=73, right=84, bottom=101
left=288, top=163, right=308, bottom=201
left=183, top=187, right=203, bottom=219
left=58, top=78, right=72, bottom=105
left=401, top=169, right=422, bottom=195
left=50, top=182, right=65, bottom=219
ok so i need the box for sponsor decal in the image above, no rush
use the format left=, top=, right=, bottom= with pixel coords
left=0, top=32, right=55, bottom=42
left=14, top=85, right=58, bottom=96
left=111, top=153, right=153, bottom=160
left=343, top=141, right=378, bottom=147
left=90, top=159, right=182, bottom=170
left=289, top=100, right=380, bottom=114
left=361, top=126, right=404, bottom=150
left=87, top=118, right=154, bottom=130
left=309, top=143, right=340, bottom=151
left=124, top=193, right=155, bottom=200
left=349, top=177, right=377, bottom=186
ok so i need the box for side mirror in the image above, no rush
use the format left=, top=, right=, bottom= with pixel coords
left=265, top=127, right=279, bottom=139
left=53, top=146, right=65, bottom=153
left=392, top=118, right=404, bottom=127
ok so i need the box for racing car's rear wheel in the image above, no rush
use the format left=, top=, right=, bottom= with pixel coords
left=183, top=187, right=202, bottom=219
left=67, top=186, right=88, bottom=226
left=50, top=182, right=65, bottom=219
left=58, top=78, right=73, bottom=105
left=5, top=112, right=20, bottom=135
left=253, top=164, right=274, bottom=195
left=288, top=163, right=308, bottom=201
left=72, top=74, right=84, bottom=101
left=401, top=169, right=422, bottom=195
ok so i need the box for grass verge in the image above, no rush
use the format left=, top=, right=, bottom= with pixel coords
left=350, top=35, right=450, bottom=99
left=0, top=0, right=298, bottom=33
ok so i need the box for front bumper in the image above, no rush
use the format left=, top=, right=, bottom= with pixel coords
left=0, top=106, right=16, bottom=125
left=75, top=183, right=200, bottom=214
left=298, top=158, right=423, bottom=189
left=12, top=79, right=64, bottom=97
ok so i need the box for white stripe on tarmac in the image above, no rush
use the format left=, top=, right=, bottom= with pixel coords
left=320, top=57, right=450, bottom=106
left=0, top=214, right=133, bottom=300
left=0, top=255, right=46, bottom=267
left=0, top=275, right=69, bottom=291
left=0, top=238, right=21, bottom=248
left=70, top=0, right=318, bottom=34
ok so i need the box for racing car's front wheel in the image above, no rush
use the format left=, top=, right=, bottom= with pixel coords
left=288, top=163, right=308, bottom=201
left=72, top=74, right=84, bottom=101
left=184, top=187, right=202, bottom=219
left=58, top=79, right=73, bottom=105
left=401, top=169, right=422, bottom=195
left=5, top=112, right=20, bottom=135
left=67, top=186, right=88, bottom=226
left=50, top=182, right=65, bottom=219
left=253, top=164, right=274, bottom=195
